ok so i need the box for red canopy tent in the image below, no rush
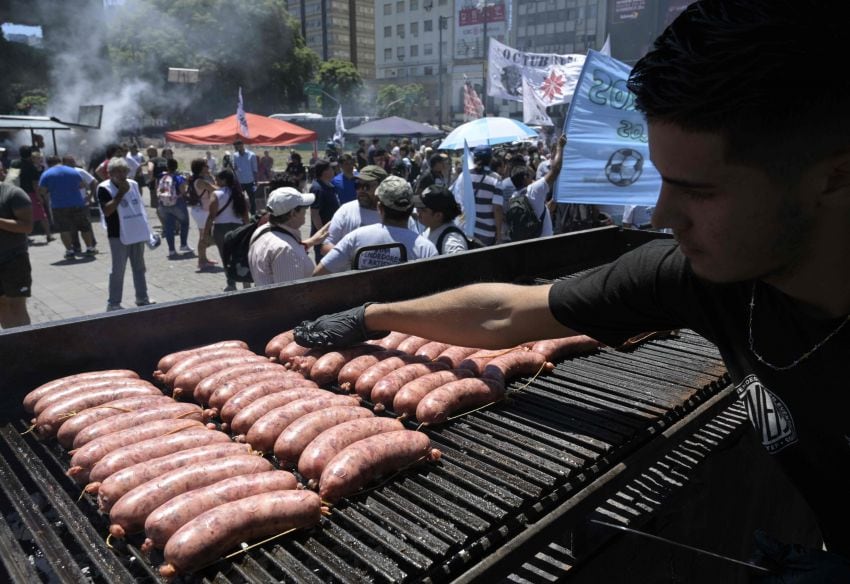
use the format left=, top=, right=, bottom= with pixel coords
left=165, top=112, right=317, bottom=146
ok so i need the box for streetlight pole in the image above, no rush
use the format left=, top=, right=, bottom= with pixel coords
left=482, top=0, right=488, bottom=115
left=438, top=15, right=447, bottom=129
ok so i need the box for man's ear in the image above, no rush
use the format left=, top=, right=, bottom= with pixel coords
left=821, top=150, right=850, bottom=209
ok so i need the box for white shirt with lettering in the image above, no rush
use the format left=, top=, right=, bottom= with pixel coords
left=320, top=223, right=437, bottom=272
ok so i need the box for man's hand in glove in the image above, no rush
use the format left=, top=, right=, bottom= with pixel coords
left=751, top=530, right=850, bottom=584
left=294, top=303, right=388, bottom=348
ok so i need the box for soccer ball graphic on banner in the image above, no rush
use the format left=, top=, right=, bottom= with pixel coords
left=605, top=148, right=644, bottom=187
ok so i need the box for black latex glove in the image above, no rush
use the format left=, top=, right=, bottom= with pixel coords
left=751, top=530, right=850, bottom=583
left=293, top=303, right=388, bottom=348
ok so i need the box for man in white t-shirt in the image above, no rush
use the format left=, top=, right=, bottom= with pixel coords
left=319, top=165, right=387, bottom=256
left=314, top=176, right=437, bottom=274
left=506, top=133, right=567, bottom=240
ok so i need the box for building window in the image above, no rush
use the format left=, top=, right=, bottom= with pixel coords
left=424, top=66, right=434, bottom=75
left=397, top=1, right=404, bottom=12
left=410, top=44, right=419, bottom=57
left=384, top=3, right=392, bottom=15
left=438, top=0, right=447, bottom=5
left=424, top=19, right=433, bottom=32
left=410, top=22, right=418, bottom=36
left=384, top=48, right=392, bottom=61
left=397, top=23, right=405, bottom=37
left=410, top=0, right=418, bottom=9
left=397, top=46, right=406, bottom=59
left=384, top=25, right=392, bottom=37
left=424, top=43, right=433, bottom=55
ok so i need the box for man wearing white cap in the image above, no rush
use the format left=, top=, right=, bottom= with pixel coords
left=248, top=187, right=329, bottom=285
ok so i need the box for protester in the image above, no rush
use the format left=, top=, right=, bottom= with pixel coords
left=413, top=185, right=468, bottom=255
left=231, top=140, right=258, bottom=214
left=314, top=176, right=437, bottom=274
left=248, top=187, right=329, bottom=285
left=39, top=156, right=97, bottom=260
left=0, top=163, right=33, bottom=328
left=309, top=159, right=339, bottom=261
left=468, top=146, right=504, bottom=245
left=295, top=2, right=850, bottom=581
left=285, top=151, right=307, bottom=188
left=331, top=154, right=357, bottom=205
left=188, top=158, right=218, bottom=270
left=622, top=205, right=654, bottom=230
left=204, top=150, right=218, bottom=175
left=157, top=158, right=193, bottom=258
left=205, top=168, right=250, bottom=292
left=414, top=153, right=447, bottom=196
left=258, top=150, right=274, bottom=182
left=63, top=155, right=99, bottom=254
left=355, top=139, right=369, bottom=169
left=18, top=146, right=52, bottom=244
left=145, top=146, right=167, bottom=207
left=97, top=157, right=154, bottom=311
left=506, top=133, right=567, bottom=240
left=320, top=165, right=388, bottom=256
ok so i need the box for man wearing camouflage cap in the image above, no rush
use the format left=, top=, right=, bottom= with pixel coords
left=313, top=175, right=437, bottom=274
left=319, top=164, right=387, bottom=257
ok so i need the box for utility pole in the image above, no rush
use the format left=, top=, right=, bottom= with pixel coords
left=438, top=15, right=447, bottom=128
left=482, top=0, right=489, bottom=115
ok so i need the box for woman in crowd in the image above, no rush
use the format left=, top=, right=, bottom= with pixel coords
left=285, top=151, right=307, bottom=189
left=188, top=158, right=217, bottom=270
left=18, top=147, right=52, bottom=244
left=204, top=169, right=249, bottom=291
left=412, top=185, right=469, bottom=255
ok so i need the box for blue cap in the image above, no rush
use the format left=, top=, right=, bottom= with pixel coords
left=472, top=145, right=492, bottom=158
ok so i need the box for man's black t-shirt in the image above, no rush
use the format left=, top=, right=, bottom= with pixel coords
left=549, top=238, right=850, bottom=556
left=97, top=185, right=121, bottom=238
left=310, top=179, right=339, bottom=225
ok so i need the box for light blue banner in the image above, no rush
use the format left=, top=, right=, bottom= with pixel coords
left=555, top=50, right=661, bottom=206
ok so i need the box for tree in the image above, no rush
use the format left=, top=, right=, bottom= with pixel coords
left=316, top=59, right=363, bottom=115
left=0, top=31, right=49, bottom=114
left=376, top=83, right=426, bottom=119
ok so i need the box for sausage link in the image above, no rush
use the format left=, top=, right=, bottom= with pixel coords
left=88, top=427, right=231, bottom=485
left=207, top=370, right=313, bottom=414
left=108, top=455, right=273, bottom=538
left=24, top=370, right=139, bottom=414
left=143, top=470, right=297, bottom=551
left=375, top=331, right=410, bottom=350
left=288, top=348, right=327, bottom=376
left=337, top=350, right=401, bottom=391
left=531, top=335, right=602, bottom=362
left=95, top=442, right=252, bottom=510
left=319, top=430, right=439, bottom=503
left=354, top=355, right=428, bottom=400
left=278, top=341, right=312, bottom=367
left=33, top=378, right=158, bottom=417
left=68, top=419, right=203, bottom=484
left=163, top=347, right=257, bottom=388
left=172, top=355, right=269, bottom=399
left=298, top=417, right=404, bottom=484
left=246, top=395, right=361, bottom=453
left=229, top=389, right=332, bottom=437
left=414, top=341, right=452, bottom=361
left=395, top=336, right=432, bottom=355
left=219, top=380, right=321, bottom=424
left=155, top=340, right=249, bottom=377
left=36, top=385, right=164, bottom=439
left=392, top=369, right=475, bottom=418
left=370, top=362, right=450, bottom=411
left=55, top=396, right=173, bottom=449
left=482, top=350, right=554, bottom=383
left=434, top=346, right=480, bottom=368
left=159, top=490, right=321, bottom=578
left=415, top=378, right=506, bottom=424
left=309, top=345, right=378, bottom=386
left=264, top=331, right=294, bottom=359
left=273, top=406, right=373, bottom=467
left=193, top=362, right=289, bottom=405
left=73, top=402, right=202, bottom=448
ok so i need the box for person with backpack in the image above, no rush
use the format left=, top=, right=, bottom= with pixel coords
left=188, top=158, right=217, bottom=270
left=506, top=133, right=566, bottom=241
left=412, top=185, right=469, bottom=255
left=247, top=187, right=329, bottom=286
left=468, top=146, right=504, bottom=246
left=157, top=158, right=193, bottom=259
left=204, top=169, right=249, bottom=292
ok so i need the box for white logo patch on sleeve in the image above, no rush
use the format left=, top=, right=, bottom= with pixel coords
left=736, top=374, right=798, bottom=453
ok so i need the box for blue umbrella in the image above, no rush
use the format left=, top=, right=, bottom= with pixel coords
left=439, top=117, right=539, bottom=150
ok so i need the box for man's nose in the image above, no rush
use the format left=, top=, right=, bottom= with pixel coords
left=650, top=185, right=690, bottom=231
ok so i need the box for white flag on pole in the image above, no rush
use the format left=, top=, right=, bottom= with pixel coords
left=461, top=139, right=476, bottom=238
left=333, top=106, right=346, bottom=147
left=522, top=76, right=554, bottom=126
left=236, top=87, right=250, bottom=138
left=600, top=35, right=612, bottom=56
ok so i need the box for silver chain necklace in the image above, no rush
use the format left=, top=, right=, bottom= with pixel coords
left=748, top=282, right=850, bottom=371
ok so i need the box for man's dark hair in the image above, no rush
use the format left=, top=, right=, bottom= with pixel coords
left=166, top=158, right=179, bottom=172
left=313, top=159, right=332, bottom=178
left=339, top=153, right=354, bottom=165
left=105, top=144, right=122, bottom=158
left=510, top=165, right=532, bottom=189
left=46, top=155, right=61, bottom=166
left=628, top=0, right=850, bottom=179
left=233, top=140, right=244, bottom=147
left=19, top=145, right=32, bottom=159
left=428, top=154, right=444, bottom=168
left=190, top=158, right=206, bottom=176
left=374, top=148, right=388, bottom=158
left=380, top=204, right=412, bottom=222
left=269, top=172, right=300, bottom=190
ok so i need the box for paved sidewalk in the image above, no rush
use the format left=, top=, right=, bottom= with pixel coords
left=26, top=205, right=236, bottom=325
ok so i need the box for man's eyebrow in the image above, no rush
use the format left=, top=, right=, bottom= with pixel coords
left=660, top=175, right=717, bottom=189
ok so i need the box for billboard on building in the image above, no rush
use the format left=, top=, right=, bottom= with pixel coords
left=454, top=0, right=507, bottom=60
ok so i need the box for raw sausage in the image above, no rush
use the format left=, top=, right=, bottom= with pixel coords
left=288, top=348, right=327, bottom=376
left=171, top=354, right=268, bottom=399
left=32, top=378, right=158, bottom=416
left=392, top=369, right=475, bottom=418
left=531, top=335, right=602, bottom=361
left=218, top=381, right=321, bottom=424
left=73, top=402, right=203, bottom=448
left=193, top=361, right=289, bottom=404
left=245, top=395, right=361, bottom=453
left=229, top=389, right=332, bottom=437
left=309, top=345, right=378, bottom=386
left=375, top=331, right=410, bottom=350
left=354, top=355, right=428, bottom=400
left=163, top=347, right=257, bottom=388
left=87, top=427, right=231, bottom=485
left=155, top=340, right=248, bottom=377
left=272, top=406, right=373, bottom=467
left=298, top=417, right=404, bottom=484
left=337, top=350, right=401, bottom=391
left=415, top=378, right=506, bottom=424
left=456, top=348, right=511, bottom=375
left=319, top=430, right=439, bottom=503
left=108, top=455, right=273, bottom=538
left=55, top=395, right=173, bottom=449
left=68, top=419, right=203, bottom=483
left=414, top=341, right=452, bottom=361
left=482, top=350, right=554, bottom=383
left=370, top=362, right=450, bottom=411
left=278, top=341, right=312, bottom=366
left=434, top=346, right=480, bottom=368
left=395, top=336, right=431, bottom=355
left=159, top=490, right=321, bottom=578
left=36, top=385, right=164, bottom=439
left=24, top=370, right=139, bottom=414
left=94, top=442, right=252, bottom=509
left=143, top=470, right=297, bottom=552
left=207, top=371, right=314, bottom=415
left=264, top=331, right=294, bottom=359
